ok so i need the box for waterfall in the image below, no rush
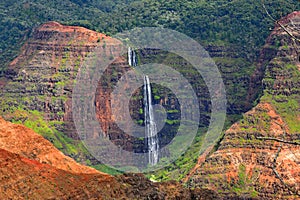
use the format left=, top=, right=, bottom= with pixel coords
left=128, top=47, right=159, bottom=165
left=144, top=75, right=159, bottom=165
left=128, top=47, right=137, bottom=67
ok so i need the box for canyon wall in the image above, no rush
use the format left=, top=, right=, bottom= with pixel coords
left=0, top=116, right=217, bottom=199
left=0, top=21, right=257, bottom=169
left=188, top=11, right=300, bottom=200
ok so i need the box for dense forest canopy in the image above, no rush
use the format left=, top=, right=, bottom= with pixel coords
left=0, top=0, right=299, bottom=73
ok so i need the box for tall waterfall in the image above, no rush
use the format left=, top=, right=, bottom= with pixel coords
left=128, top=48, right=159, bottom=165
left=143, top=75, right=159, bottom=165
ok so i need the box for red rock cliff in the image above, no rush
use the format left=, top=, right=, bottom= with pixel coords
left=0, top=116, right=217, bottom=199
left=188, top=11, right=300, bottom=200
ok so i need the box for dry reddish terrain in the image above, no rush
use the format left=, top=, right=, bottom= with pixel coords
left=0, top=116, right=100, bottom=174
left=0, top=116, right=218, bottom=199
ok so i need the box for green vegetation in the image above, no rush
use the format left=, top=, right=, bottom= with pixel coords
left=0, top=0, right=299, bottom=73
left=0, top=103, right=90, bottom=160
left=167, top=109, right=179, bottom=113
left=230, top=164, right=259, bottom=198
left=165, top=119, right=180, bottom=125
left=271, top=97, right=300, bottom=133
left=261, top=63, right=300, bottom=133
left=261, top=93, right=300, bottom=133
left=139, top=108, right=143, bottom=114
left=92, top=164, right=122, bottom=175
left=148, top=127, right=207, bottom=181
left=240, top=109, right=271, bottom=133
left=154, top=95, right=160, bottom=100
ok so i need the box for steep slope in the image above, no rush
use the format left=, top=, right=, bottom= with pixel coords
left=0, top=21, right=140, bottom=168
left=0, top=21, right=118, bottom=164
left=188, top=11, right=300, bottom=199
left=0, top=116, right=99, bottom=174
left=0, top=116, right=118, bottom=199
left=0, top=116, right=217, bottom=199
left=0, top=148, right=117, bottom=199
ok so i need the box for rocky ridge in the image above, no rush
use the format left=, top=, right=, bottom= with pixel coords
left=0, top=116, right=99, bottom=174
left=2, top=21, right=113, bottom=136
left=0, top=21, right=122, bottom=163
left=188, top=11, right=300, bottom=200
left=0, top=116, right=217, bottom=199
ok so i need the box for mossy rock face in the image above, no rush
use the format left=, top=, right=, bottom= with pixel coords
left=138, top=47, right=258, bottom=180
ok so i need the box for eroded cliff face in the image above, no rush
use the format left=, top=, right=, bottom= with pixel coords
left=0, top=21, right=252, bottom=169
left=1, top=21, right=109, bottom=138
left=0, top=116, right=99, bottom=174
left=0, top=116, right=217, bottom=199
left=0, top=22, right=125, bottom=163
left=189, top=11, right=300, bottom=199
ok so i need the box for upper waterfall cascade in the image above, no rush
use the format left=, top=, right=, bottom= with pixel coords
left=128, top=47, right=137, bottom=67
left=128, top=47, right=159, bottom=165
